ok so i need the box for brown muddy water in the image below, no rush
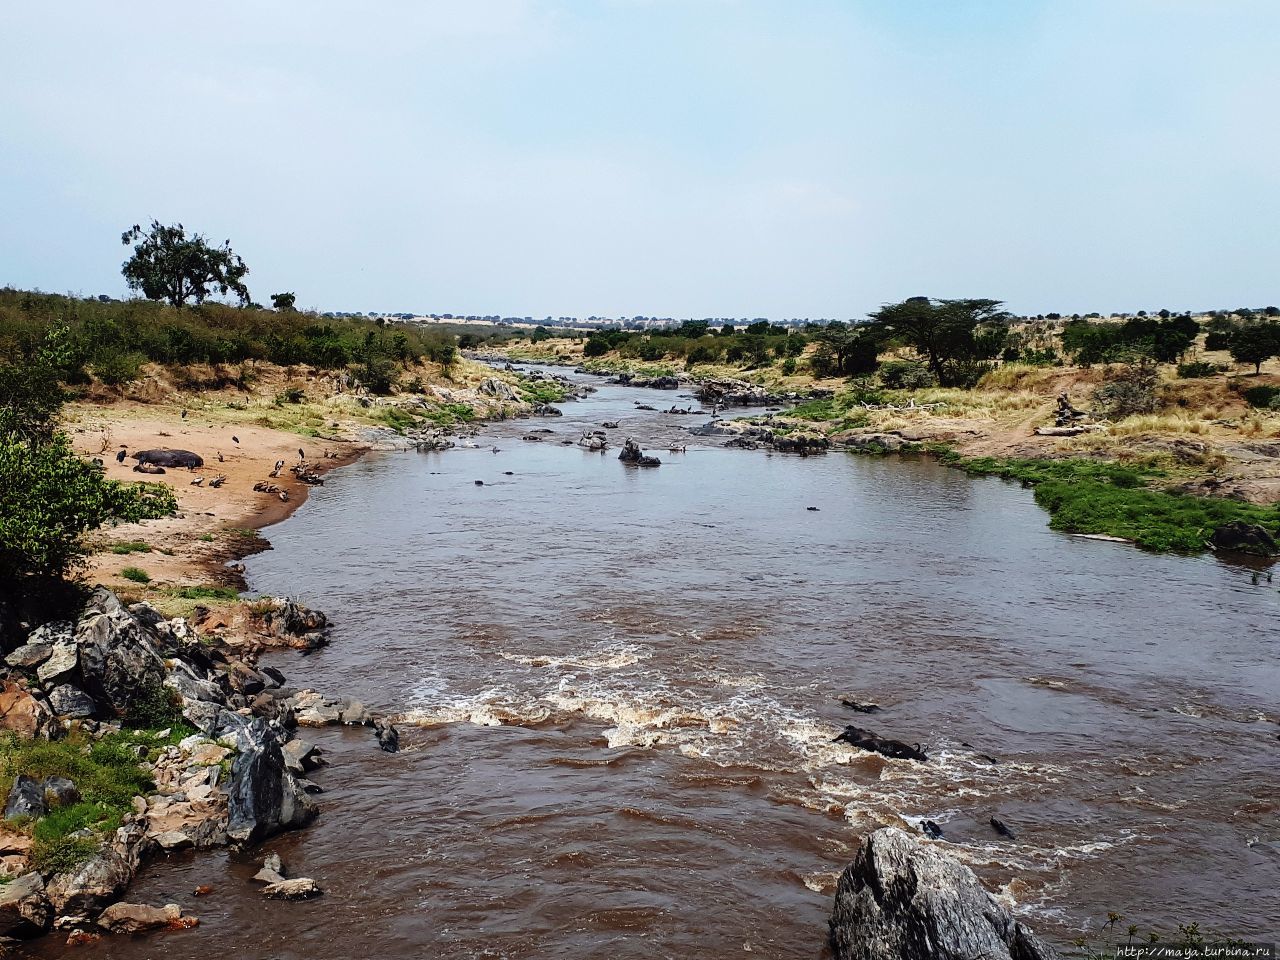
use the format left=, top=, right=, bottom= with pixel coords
left=42, top=367, right=1280, bottom=959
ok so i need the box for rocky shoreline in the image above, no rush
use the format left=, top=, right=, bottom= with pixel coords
left=0, top=586, right=397, bottom=948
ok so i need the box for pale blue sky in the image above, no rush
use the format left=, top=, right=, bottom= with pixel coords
left=1, top=1, right=1276, bottom=318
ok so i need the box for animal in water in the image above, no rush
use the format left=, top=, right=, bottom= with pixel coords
left=990, top=817, right=1015, bottom=839
left=602, top=421, right=620, bottom=429
left=841, top=699, right=881, bottom=714
left=668, top=445, right=687, bottom=453
left=231, top=436, right=240, bottom=444
left=474, top=480, right=484, bottom=486
left=503, top=471, right=514, bottom=476
left=921, top=820, right=944, bottom=840
left=115, top=448, right=127, bottom=463
left=806, top=506, right=819, bottom=511
left=492, top=446, right=500, bottom=453
left=833, top=725, right=927, bottom=762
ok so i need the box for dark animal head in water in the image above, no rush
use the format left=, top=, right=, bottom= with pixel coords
left=833, top=725, right=928, bottom=762
left=133, top=448, right=204, bottom=469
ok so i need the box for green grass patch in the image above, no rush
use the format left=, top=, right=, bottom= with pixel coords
left=939, top=453, right=1280, bottom=552
left=119, top=566, right=151, bottom=583
left=517, top=379, right=568, bottom=405
left=108, top=541, right=151, bottom=555
left=167, top=584, right=239, bottom=602
left=0, top=726, right=185, bottom=872
left=379, top=406, right=422, bottom=433
left=198, top=533, right=215, bottom=542
left=421, top=403, right=476, bottom=427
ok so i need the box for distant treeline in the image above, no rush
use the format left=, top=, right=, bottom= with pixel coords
left=0, top=289, right=458, bottom=393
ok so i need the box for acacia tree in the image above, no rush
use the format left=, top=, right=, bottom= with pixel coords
left=121, top=221, right=250, bottom=308
left=1228, top=322, right=1280, bottom=374
left=271, top=291, right=297, bottom=311
left=869, top=297, right=1010, bottom=386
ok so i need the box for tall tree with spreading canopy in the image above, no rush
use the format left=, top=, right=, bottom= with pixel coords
left=869, top=297, right=1010, bottom=386
left=121, top=220, right=250, bottom=308
left=1228, top=321, right=1280, bottom=374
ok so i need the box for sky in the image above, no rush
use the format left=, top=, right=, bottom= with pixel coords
left=1, top=1, right=1277, bottom=319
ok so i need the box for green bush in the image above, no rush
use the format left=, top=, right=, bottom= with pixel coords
left=1176, top=361, right=1218, bottom=379
left=119, top=566, right=151, bottom=583
left=109, top=541, right=151, bottom=554
left=878, top=360, right=936, bottom=390
left=122, top=681, right=185, bottom=730
left=1242, top=385, right=1280, bottom=408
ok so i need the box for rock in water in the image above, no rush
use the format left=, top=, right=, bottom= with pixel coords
left=374, top=718, right=400, bottom=753
left=829, top=827, right=1056, bottom=960
left=618, top=439, right=661, bottom=467
left=1210, top=521, right=1280, bottom=557
left=225, top=718, right=317, bottom=846
left=96, top=902, right=187, bottom=934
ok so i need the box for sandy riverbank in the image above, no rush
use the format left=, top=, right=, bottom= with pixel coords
left=65, top=400, right=368, bottom=615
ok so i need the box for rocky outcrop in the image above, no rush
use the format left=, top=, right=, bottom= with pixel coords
left=0, top=587, right=375, bottom=942
left=830, top=828, right=1057, bottom=960
left=618, top=439, right=661, bottom=467
left=695, top=378, right=803, bottom=406
left=256, top=598, right=330, bottom=650
left=225, top=717, right=317, bottom=846
left=478, top=378, right=520, bottom=402
left=1209, top=521, right=1280, bottom=557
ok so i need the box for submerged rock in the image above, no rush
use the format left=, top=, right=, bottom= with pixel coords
left=830, top=827, right=1056, bottom=960
left=96, top=901, right=188, bottom=934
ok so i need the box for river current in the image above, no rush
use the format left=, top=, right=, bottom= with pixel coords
left=55, top=365, right=1280, bottom=959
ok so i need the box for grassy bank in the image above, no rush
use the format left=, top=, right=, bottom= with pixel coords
left=934, top=452, right=1279, bottom=552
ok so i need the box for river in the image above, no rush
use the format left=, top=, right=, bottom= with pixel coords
left=57, top=365, right=1280, bottom=958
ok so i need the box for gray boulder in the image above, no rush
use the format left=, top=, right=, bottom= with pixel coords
left=0, top=871, right=52, bottom=938
left=830, top=827, right=1057, bottom=960
left=36, top=639, right=79, bottom=685
left=226, top=718, right=317, bottom=846
left=47, top=684, right=97, bottom=719
left=44, top=822, right=151, bottom=925
left=73, top=588, right=168, bottom=716
left=4, top=775, right=46, bottom=820
left=5, top=641, right=53, bottom=671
